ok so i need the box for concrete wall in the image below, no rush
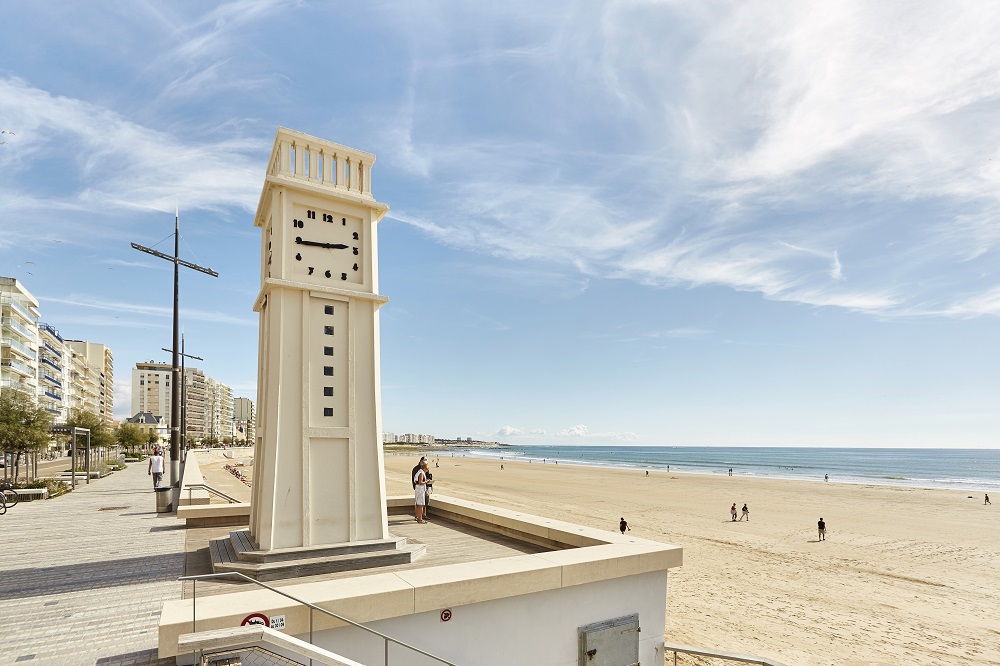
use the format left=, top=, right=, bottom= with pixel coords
left=309, top=570, right=668, bottom=666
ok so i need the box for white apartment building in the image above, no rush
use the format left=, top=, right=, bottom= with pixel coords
left=2, top=277, right=111, bottom=428
left=131, top=361, right=233, bottom=443
left=0, top=277, right=40, bottom=402
left=66, top=341, right=114, bottom=424
left=383, top=432, right=436, bottom=445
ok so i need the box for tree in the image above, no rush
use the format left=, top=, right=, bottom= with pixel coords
left=0, top=389, right=53, bottom=483
left=202, top=435, right=219, bottom=447
left=147, top=430, right=160, bottom=451
left=64, top=409, right=114, bottom=464
left=222, top=436, right=233, bottom=447
left=116, top=423, right=145, bottom=456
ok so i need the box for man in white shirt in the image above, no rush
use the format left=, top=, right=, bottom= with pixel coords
left=148, top=449, right=165, bottom=487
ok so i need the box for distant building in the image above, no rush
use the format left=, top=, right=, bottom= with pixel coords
left=126, top=411, right=167, bottom=439
left=131, top=361, right=233, bottom=443
left=233, top=397, right=255, bottom=443
left=382, top=432, right=436, bottom=445
left=66, top=341, right=114, bottom=424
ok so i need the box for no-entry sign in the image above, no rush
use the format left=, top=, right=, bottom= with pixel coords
left=242, top=612, right=269, bottom=627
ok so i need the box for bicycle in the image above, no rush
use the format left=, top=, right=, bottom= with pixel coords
left=0, top=494, right=6, bottom=515
left=0, top=480, right=18, bottom=509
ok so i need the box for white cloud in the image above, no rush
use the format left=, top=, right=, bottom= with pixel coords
left=556, top=424, right=588, bottom=437
left=496, top=425, right=522, bottom=436
left=42, top=294, right=256, bottom=327
left=379, top=1, right=1000, bottom=319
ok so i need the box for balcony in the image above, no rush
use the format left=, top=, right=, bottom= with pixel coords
left=39, top=322, right=64, bottom=343
left=1, top=358, right=34, bottom=377
left=41, top=373, right=63, bottom=388
left=41, top=356, right=63, bottom=373
left=2, top=316, right=35, bottom=340
left=1, top=337, right=35, bottom=360
left=43, top=342, right=63, bottom=358
left=1, top=378, right=31, bottom=393
left=44, top=390, right=63, bottom=401
left=0, top=296, right=37, bottom=323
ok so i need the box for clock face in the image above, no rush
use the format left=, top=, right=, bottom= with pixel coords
left=288, top=204, right=363, bottom=285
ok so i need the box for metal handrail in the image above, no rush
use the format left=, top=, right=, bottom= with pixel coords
left=184, top=483, right=242, bottom=504
left=180, top=571, right=457, bottom=666
left=663, top=642, right=788, bottom=666
left=197, top=644, right=304, bottom=666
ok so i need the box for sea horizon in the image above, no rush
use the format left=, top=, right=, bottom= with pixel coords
left=409, top=445, right=1000, bottom=493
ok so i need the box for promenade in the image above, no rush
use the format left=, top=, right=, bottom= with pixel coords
left=1, top=462, right=183, bottom=665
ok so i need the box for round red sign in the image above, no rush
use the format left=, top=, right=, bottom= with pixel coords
left=242, top=612, right=269, bottom=627
left=440, top=609, right=452, bottom=622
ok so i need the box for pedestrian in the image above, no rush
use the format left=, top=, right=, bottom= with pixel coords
left=986, top=494, right=991, bottom=505
left=740, top=503, right=749, bottom=521
left=825, top=474, right=829, bottom=482
left=414, top=460, right=429, bottom=524
left=148, top=449, right=164, bottom=487
left=645, top=470, right=649, bottom=477
left=619, top=517, right=630, bottom=534
left=730, top=503, right=738, bottom=521
left=500, top=464, right=504, bottom=470
left=411, top=456, right=427, bottom=491
left=817, top=517, right=826, bottom=541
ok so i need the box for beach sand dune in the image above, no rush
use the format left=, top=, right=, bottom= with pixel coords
left=386, top=455, right=999, bottom=666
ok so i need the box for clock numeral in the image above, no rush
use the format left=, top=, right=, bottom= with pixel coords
left=324, top=270, right=331, bottom=278
left=352, top=232, right=359, bottom=240
left=307, top=210, right=316, bottom=219
left=353, top=263, right=358, bottom=271
left=308, top=266, right=314, bottom=275
left=341, top=273, right=347, bottom=280
left=342, top=217, right=346, bottom=226
left=322, top=213, right=333, bottom=222
left=293, top=219, right=304, bottom=228
left=295, top=253, right=301, bottom=261
left=353, top=247, right=358, bottom=255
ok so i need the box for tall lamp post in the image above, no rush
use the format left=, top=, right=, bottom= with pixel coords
left=132, top=210, right=217, bottom=486
left=162, top=336, right=201, bottom=457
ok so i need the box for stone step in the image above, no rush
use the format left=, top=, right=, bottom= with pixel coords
left=208, top=535, right=426, bottom=581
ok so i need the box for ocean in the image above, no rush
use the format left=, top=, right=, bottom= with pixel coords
left=440, top=445, right=1000, bottom=493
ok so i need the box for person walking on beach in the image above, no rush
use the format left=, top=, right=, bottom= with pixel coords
left=825, top=474, right=829, bottom=482
left=414, top=460, right=429, bottom=523
left=986, top=494, right=991, bottom=505
left=730, top=503, right=738, bottom=521
left=817, top=517, right=826, bottom=541
left=740, top=503, right=749, bottom=521
left=619, top=517, right=631, bottom=534
left=147, top=449, right=164, bottom=487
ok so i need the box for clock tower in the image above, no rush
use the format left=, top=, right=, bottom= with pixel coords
left=250, top=128, right=391, bottom=551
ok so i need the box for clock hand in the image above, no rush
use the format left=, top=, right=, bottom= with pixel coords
left=295, top=237, right=349, bottom=249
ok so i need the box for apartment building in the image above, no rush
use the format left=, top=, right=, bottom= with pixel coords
left=66, top=341, right=114, bottom=424
left=131, top=361, right=233, bottom=443
left=233, top=397, right=256, bottom=443
left=0, top=277, right=40, bottom=402
left=1, top=277, right=112, bottom=428
left=383, top=432, right=437, bottom=445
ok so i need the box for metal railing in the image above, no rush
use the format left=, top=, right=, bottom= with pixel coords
left=1, top=316, right=34, bottom=339
left=184, top=483, right=242, bottom=505
left=180, top=572, right=456, bottom=666
left=1, top=336, right=35, bottom=359
left=0, top=296, right=36, bottom=323
left=663, top=642, right=788, bottom=666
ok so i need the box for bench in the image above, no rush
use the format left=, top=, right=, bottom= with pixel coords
left=7, top=488, right=48, bottom=501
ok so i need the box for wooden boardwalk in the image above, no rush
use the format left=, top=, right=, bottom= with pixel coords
left=182, top=513, right=550, bottom=598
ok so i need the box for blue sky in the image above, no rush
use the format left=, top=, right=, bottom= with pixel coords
left=2, top=1, right=999, bottom=448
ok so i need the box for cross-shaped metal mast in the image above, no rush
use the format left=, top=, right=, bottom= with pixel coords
left=132, top=210, right=218, bottom=486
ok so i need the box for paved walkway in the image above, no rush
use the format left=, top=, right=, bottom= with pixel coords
left=1, top=463, right=184, bottom=665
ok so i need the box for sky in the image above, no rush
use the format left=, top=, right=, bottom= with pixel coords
left=1, top=1, right=999, bottom=448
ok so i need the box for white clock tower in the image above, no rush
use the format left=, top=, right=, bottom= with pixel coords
left=249, top=128, right=391, bottom=552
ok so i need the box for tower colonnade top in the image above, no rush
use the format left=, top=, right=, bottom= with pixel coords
left=267, top=127, right=375, bottom=199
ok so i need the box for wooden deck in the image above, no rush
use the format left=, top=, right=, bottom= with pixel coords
left=182, top=513, right=551, bottom=598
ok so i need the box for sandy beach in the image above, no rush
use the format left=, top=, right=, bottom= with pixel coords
left=382, top=454, right=999, bottom=666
